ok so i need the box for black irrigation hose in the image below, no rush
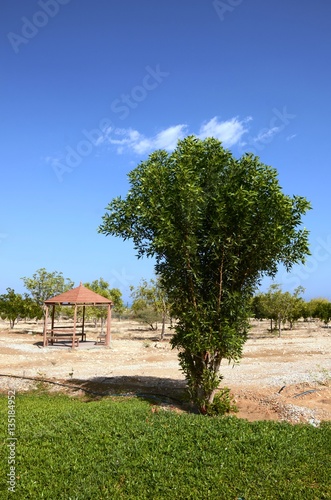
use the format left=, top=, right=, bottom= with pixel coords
left=0, top=373, right=104, bottom=396
left=0, top=373, right=185, bottom=406
left=293, top=389, right=317, bottom=398
left=278, top=386, right=320, bottom=398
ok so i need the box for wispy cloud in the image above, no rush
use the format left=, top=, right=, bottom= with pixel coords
left=151, top=124, right=188, bottom=151
left=237, top=107, right=296, bottom=156
left=48, top=110, right=296, bottom=183
left=100, top=124, right=188, bottom=155
left=47, top=115, right=253, bottom=181
left=286, top=133, right=297, bottom=141
left=253, top=126, right=280, bottom=143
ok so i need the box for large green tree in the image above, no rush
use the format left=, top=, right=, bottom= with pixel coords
left=98, top=136, right=311, bottom=413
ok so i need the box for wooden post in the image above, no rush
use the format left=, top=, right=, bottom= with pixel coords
left=73, top=304, right=77, bottom=349
left=43, top=305, right=49, bottom=347
left=82, top=305, right=86, bottom=341
left=105, top=303, right=112, bottom=347
left=51, top=304, right=55, bottom=340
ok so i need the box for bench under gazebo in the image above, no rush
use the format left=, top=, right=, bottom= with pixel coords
left=43, top=283, right=113, bottom=348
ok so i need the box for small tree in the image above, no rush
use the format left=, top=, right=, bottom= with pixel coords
left=253, top=289, right=277, bottom=331
left=130, top=278, right=170, bottom=337
left=107, top=287, right=125, bottom=319
left=155, top=280, right=171, bottom=340
left=99, top=136, right=311, bottom=413
left=0, top=288, right=43, bottom=328
left=84, top=278, right=124, bottom=329
left=250, top=294, right=266, bottom=320
left=310, top=298, right=331, bottom=326
left=267, top=285, right=292, bottom=336
left=130, top=279, right=162, bottom=331
left=21, top=268, right=74, bottom=316
left=255, top=285, right=305, bottom=335
left=286, top=286, right=305, bottom=330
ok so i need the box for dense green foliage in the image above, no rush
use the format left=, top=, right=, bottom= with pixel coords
left=251, top=284, right=306, bottom=334
left=308, top=298, right=331, bottom=325
left=0, top=394, right=330, bottom=499
left=251, top=290, right=331, bottom=329
left=99, top=136, right=311, bottom=412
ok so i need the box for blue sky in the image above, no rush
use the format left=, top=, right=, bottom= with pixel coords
left=1, top=0, right=331, bottom=302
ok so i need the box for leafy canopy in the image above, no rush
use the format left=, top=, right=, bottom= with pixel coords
left=99, top=136, right=311, bottom=412
left=21, top=268, right=74, bottom=308
left=100, top=137, right=310, bottom=278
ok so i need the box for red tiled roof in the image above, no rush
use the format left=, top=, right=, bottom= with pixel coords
left=44, top=283, right=113, bottom=305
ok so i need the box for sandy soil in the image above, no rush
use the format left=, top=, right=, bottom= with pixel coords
left=0, top=318, right=330, bottom=424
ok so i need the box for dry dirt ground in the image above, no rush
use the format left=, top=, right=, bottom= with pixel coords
left=0, top=318, right=330, bottom=425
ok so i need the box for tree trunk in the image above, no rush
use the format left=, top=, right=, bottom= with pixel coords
left=186, top=350, right=223, bottom=413
left=278, top=314, right=281, bottom=337
left=160, top=312, right=166, bottom=340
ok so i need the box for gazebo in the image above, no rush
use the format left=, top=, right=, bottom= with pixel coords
left=43, top=283, right=113, bottom=348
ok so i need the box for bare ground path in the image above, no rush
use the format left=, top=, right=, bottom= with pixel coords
left=0, top=319, right=330, bottom=424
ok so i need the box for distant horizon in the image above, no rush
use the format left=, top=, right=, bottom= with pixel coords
left=6, top=268, right=330, bottom=306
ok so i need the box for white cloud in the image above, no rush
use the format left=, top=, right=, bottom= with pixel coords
left=100, top=126, right=144, bottom=154
left=198, top=116, right=251, bottom=147
left=253, top=126, right=280, bottom=143
left=153, top=124, right=188, bottom=150
left=131, top=138, right=153, bottom=154
left=45, top=116, right=253, bottom=172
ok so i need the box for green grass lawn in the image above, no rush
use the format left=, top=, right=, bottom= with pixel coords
left=0, top=392, right=330, bottom=499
